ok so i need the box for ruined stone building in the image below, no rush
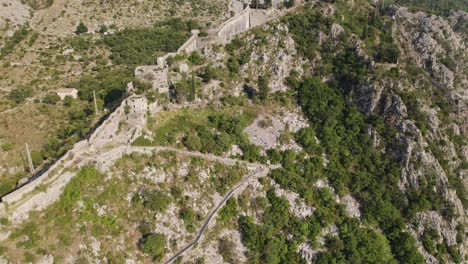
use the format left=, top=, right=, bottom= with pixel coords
left=134, top=65, right=169, bottom=93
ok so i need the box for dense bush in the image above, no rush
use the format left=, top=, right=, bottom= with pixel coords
left=257, top=75, right=270, bottom=101
left=75, top=22, right=88, bottom=35
left=42, top=93, right=61, bottom=104
left=394, top=0, right=468, bottom=16
left=0, top=26, right=30, bottom=58
left=59, top=166, right=102, bottom=211
left=333, top=47, right=370, bottom=86
left=218, top=238, right=238, bottom=263
left=171, top=75, right=201, bottom=103
left=8, top=86, right=33, bottom=104
left=199, top=64, right=220, bottom=83
left=188, top=51, right=205, bottom=65
left=179, top=207, right=200, bottom=232
left=142, top=190, right=171, bottom=212
left=316, top=220, right=396, bottom=263
left=238, top=190, right=305, bottom=263
left=139, top=233, right=167, bottom=261
left=218, top=198, right=238, bottom=224
left=211, top=164, right=244, bottom=194
left=283, top=9, right=332, bottom=59
left=68, top=68, right=132, bottom=107
left=103, top=18, right=194, bottom=65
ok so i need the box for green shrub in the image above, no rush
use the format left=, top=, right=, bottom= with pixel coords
left=375, top=42, right=400, bottom=63
left=226, top=57, right=240, bottom=73
left=257, top=75, right=270, bottom=101
left=0, top=26, right=30, bottom=58
left=183, top=134, right=202, bottom=151
left=8, top=86, right=33, bottom=104
left=283, top=9, right=332, bottom=60
left=218, top=238, right=237, bottom=263
left=58, top=166, right=102, bottom=211
left=30, top=151, right=43, bottom=167
left=68, top=36, right=92, bottom=51
left=440, top=57, right=456, bottom=71
left=1, top=143, right=13, bottom=151
left=218, top=198, right=238, bottom=224
left=75, top=22, right=88, bottom=35
left=103, top=18, right=193, bottom=65
left=421, top=229, right=439, bottom=255
left=142, top=190, right=171, bottom=212
left=170, top=186, right=183, bottom=199
left=139, top=233, right=167, bottom=261
left=42, top=93, right=61, bottom=104
left=188, top=52, right=205, bottom=65
left=132, top=136, right=153, bottom=146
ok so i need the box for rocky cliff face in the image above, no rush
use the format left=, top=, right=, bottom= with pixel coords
left=351, top=7, right=467, bottom=263
left=241, top=2, right=467, bottom=262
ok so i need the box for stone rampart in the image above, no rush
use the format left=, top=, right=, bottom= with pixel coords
left=0, top=96, right=153, bottom=223
left=0, top=3, right=275, bottom=226
left=88, top=96, right=149, bottom=149
left=177, top=30, right=200, bottom=54
left=217, top=6, right=251, bottom=42
left=250, top=9, right=269, bottom=28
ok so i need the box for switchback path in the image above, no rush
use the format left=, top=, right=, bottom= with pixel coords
left=163, top=166, right=269, bottom=264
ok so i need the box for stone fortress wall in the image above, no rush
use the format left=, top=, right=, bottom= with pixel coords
left=0, top=96, right=154, bottom=223
left=177, top=6, right=270, bottom=53
left=0, top=2, right=288, bottom=225
left=216, top=6, right=252, bottom=42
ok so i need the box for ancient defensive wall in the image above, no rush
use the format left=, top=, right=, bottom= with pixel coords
left=0, top=4, right=279, bottom=226
left=0, top=96, right=155, bottom=223
left=177, top=6, right=270, bottom=53
left=217, top=6, right=252, bottom=42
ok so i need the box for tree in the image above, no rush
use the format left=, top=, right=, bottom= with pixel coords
left=200, top=64, right=218, bottom=83
left=139, top=233, right=167, bottom=261
left=188, top=52, right=205, bottom=65
left=75, top=22, right=88, bottom=35
left=375, top=42, right=400, bottom=63
left=142, top=190, right=171, bottom=212
left=98, top=25, right=108, bottom=34
left=183, top=134, right=202, bottom=151
left=63, top=96, right=74, bottom=107
left=285, top=0, right=295, bottom=8
left=218, top=198, right=238, bottom=223
left=8, top=86, right=32, bottom=104
left=257, top=75, right=270, bottom=101
left=226, top=57, right=240, bottom=73
left=42, top=93, right=61, bottom=104
left=333, top=47, right=370, bottom=86
left=218, top=238, right=237, bottom=263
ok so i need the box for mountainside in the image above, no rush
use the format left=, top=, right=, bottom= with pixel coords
left=0, top=0, right=466, bottom=263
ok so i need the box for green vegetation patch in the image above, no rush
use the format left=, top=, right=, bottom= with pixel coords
left=139, top=233, right=167, bottom=261
left=103, top=18, right=198, bottom=65
left=140, top=106, right=259, bottom=159
left=0, top=26, right=30, bottom=58
left=393, top=0, right=468, bottom=16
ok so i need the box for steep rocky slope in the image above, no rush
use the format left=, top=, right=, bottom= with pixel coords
left=0, top=0, right=232, bottom=198
left=0, top=0, right=466, bottom=263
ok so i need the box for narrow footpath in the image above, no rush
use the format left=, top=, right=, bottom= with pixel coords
left=163, top=166, right=268, bottom=264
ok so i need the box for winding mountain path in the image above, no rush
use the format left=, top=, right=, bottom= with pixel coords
left=163, top=166, right=268, bottom=264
